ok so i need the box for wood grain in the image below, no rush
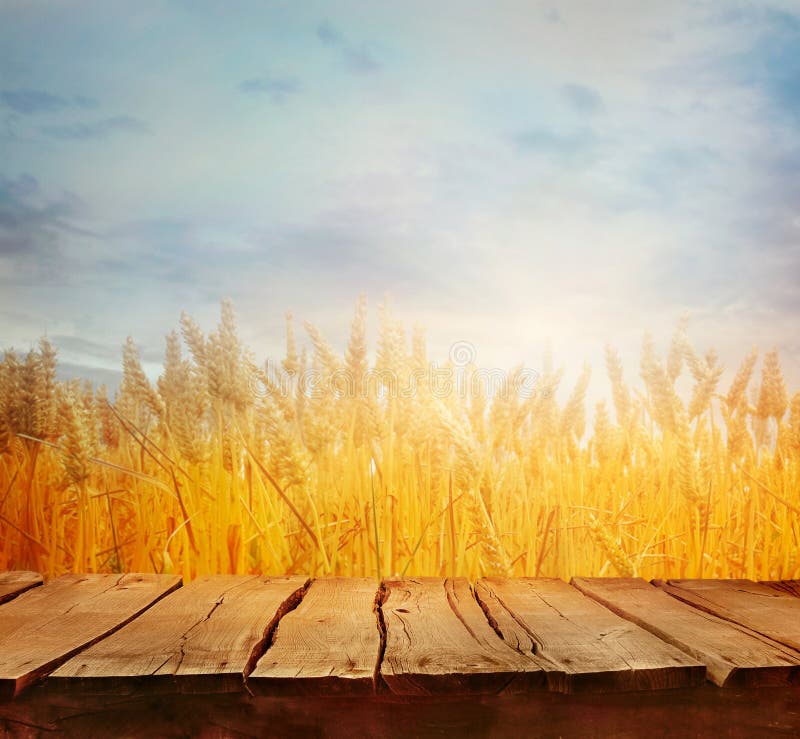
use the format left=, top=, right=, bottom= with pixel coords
left=0, top=571, right=42, bottom=605
left=48, top=575, right=308, bottom=694
left=0, top=573, right=180, bottom=699
left=656, top=579, right=800, bottom=652
left=759, top=580, right=800, bottom=598
left=249, top=577, right=381, bottom=695
left=572, top=577, right=800, bottom=687
left=476, top=577, right=705, bottom=693
left=380, top=577, right=543, bottom=695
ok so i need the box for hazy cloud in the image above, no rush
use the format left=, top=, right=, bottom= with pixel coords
left=0, top=173, right=84, bottom=258
left=561, top=83, right=604, bottom=114
left=73, top=95, right=99, bottom=109
left=632, top=145, right=721, bottom=207
left=41, top=115, right=150, bottom=140
left=255, top=210, right=418, bottom=281
left=748, top=28, right=800, bottom=121
left=56, top=362, right=123, bottom=392
left=316, top=19, right=343, bottom=46
left=510, top=128, right=598, bottom=161
left=101, top=218, right=258, bottom=294
left=341, top=45, right=381, bottom=75
left=50, top=334, right=121, bottom=364
left=315, top=19, right=381, bottom=74
left=1, top=89, right=98, bottom=114
left=674, top=6, right=800, bottom=124
left=239, top=75, right=302, bottom=103
left=1, top=89, right=68, bottom=114
left=542, top=6, right=562, bottom=24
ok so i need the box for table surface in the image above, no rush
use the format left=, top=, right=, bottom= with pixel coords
left=0, top=572, right=798, bottom=701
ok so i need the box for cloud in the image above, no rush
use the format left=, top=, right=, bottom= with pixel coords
left=50, top=334, right=121, bottom=364
left=633, top=7, right=800, bottom=317
left=56, top=362, right=123, bottom=393
left=341, top=45, right=381, bottom=75
left=747, top=26, right=800, bottom=121
left=40, top=115, right=150, bottom=140
left=249, top=200, right=472, bottom=301
left=239, top=75, right=302, bottom=103
left=681, top=6, right=800, bottom=123
left=624, top=144, right=721, bottom=210
left=0, top=89, right=98, bottom=114
left=102, top=218, right=201, bottom=286
left=316, top=19, right=343, bottom=46
left=315, top=19, right=381, bottom=74
left=1, top=89, right=68, bottom=114
left=561, top=83, right=604, bottom=114
left=0, top=173, right=85, bottom=258
left=510, top=128, right=598, bottom=162
left=104, top=205, right=451, bottom=315
left=73, top=95, right=99, bottom=109
left=101, top=218, right=259, bottom=294
left=542, top=6, right=562, bottom=24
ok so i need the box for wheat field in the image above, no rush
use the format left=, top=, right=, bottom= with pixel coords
left=0, top=298, right=798, bottom=583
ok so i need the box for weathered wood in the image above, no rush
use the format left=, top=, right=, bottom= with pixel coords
left=249, top=577, right=381, bottom=695
left=380, top=577, right=543, bottom=695
left=0, top=571, right=42, bottom=605
left=0, top=573, right=180, bottom=699
left=48, top=575, right=308, bottom=694
left=476, top=578, right=705, bottom=693
left=759, top=580, right=800, bottom=598
left=7, top=573, right=798, bottom=701
left=572, top=577, right=800, bottom=687
left=656, top=579, right=800, bottom=652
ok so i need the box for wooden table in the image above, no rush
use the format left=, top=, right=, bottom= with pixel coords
left=0, top=573, right=798, bottom=736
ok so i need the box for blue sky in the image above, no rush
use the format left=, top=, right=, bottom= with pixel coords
left=1, top=0, right=799, bottom=394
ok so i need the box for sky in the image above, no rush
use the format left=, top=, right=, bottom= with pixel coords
left=1, top=0, right=799, bottom=398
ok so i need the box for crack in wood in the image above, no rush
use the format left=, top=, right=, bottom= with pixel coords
left=373, top=582, right=388, bottom=693
left=241, top=578, right=310, bottom=689
left=474, top=581, right=539, bottom=657
left=445, top=579, right=481, bottom=644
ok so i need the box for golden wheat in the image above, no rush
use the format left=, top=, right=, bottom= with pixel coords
left=0, top=303, right=797, bottom=583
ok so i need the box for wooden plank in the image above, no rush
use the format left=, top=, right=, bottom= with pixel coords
left=476, top=578, right=704, bottom=693
left=0, top=571, right=42, bottom=605
left=49, top=575, right=308, bottom=694
left=656, top=579, right=800, bottom=652
left=0, top=573, right=180, bottom=700
left=572, top=577, right=800, bottom=687
left=759, top=580, right=800, bottom=598
left=380, top=577, right=543, bottom=695
left=249, top=578, right=381, bottom=695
